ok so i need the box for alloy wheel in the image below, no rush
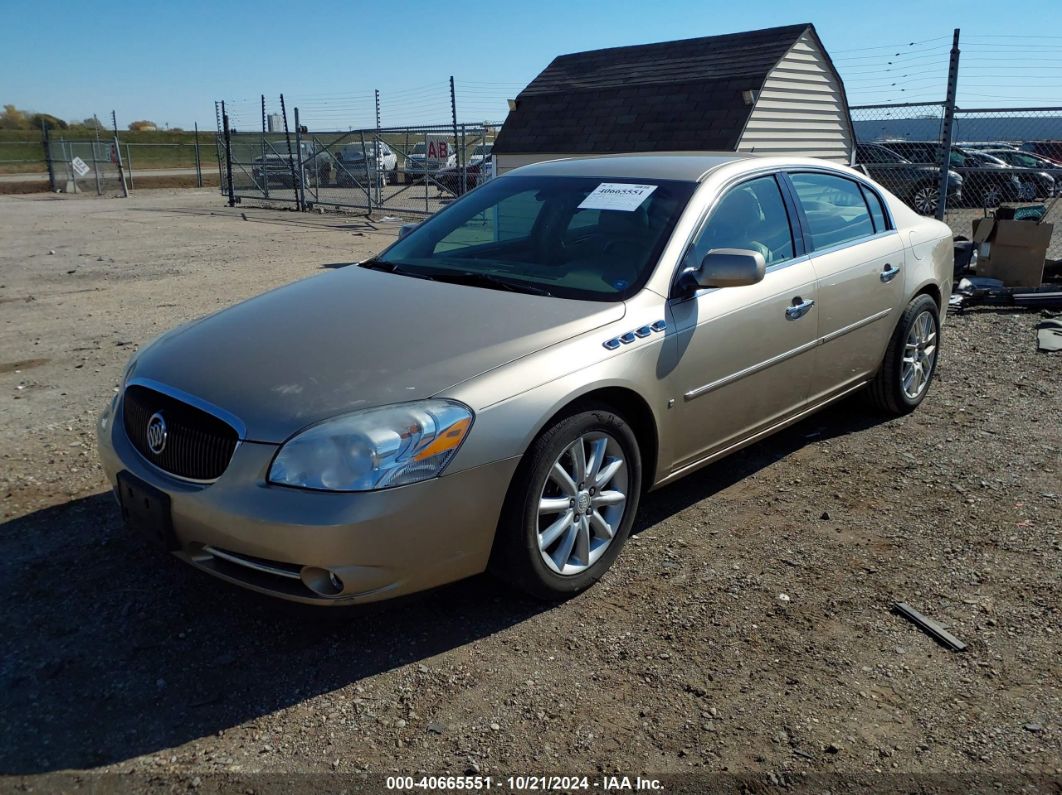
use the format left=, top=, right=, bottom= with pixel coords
left=902, top=310, right=937, bottom=400
left=537, top=432, right=628, bottom=576
left=912, top=185, right=938, bottom=216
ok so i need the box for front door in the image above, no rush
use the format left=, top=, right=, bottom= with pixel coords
left=661, top=174, right=817, bottom=473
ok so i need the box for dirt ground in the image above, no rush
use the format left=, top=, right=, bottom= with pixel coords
left=0, top=190, right=1059, bottom=792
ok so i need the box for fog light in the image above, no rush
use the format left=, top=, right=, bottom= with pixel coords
left=300, top=566, right=344, bottom=597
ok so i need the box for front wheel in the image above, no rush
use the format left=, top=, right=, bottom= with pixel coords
left=865, top=294, right=940, bottom=415
left=910, top=183, right=939, bottom=216
left=489, top=407, right=642, bottom=600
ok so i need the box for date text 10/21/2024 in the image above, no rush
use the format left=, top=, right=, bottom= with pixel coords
left=385, top=775, right=664, bottom=791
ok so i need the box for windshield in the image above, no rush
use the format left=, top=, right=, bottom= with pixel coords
left=373, top=175, right=696, bottom=301
left=473, top=145, right=493, bottom=156
left=411, top=144, right=427, bottom=155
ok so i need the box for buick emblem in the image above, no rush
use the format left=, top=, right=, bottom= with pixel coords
left=146, top=412, right=168, bottom=455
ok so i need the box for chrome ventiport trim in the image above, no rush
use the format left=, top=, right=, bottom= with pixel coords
left=203, top=546, right=302, bottom=580
left=603, top=338, right=621, bottom=350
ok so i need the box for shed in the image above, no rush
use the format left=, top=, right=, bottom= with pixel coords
left=493, top=23, right=854, bottom=174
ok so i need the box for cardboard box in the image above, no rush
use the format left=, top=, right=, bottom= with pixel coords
left=972, top=217, right=1054, bottom=288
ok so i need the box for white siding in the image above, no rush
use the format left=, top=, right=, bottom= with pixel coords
left=737, top=32, right=853, bottom=164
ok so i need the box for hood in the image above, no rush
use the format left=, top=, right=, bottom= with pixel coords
left=132, top=266, right=624, bottom=442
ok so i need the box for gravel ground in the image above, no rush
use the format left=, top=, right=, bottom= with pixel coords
left=0, top=191, right=1059, bottom=791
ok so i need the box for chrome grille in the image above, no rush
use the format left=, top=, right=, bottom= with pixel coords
left=123, top=385, right=238, bottom=481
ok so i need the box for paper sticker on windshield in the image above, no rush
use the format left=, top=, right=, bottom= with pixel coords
left=578, top=183, right=657, bottom=212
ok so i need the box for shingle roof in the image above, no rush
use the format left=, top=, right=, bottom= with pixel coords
left=494, top=23, right=815, bottom=155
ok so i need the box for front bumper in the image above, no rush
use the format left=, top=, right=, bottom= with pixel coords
left=97, top=397, right=519, bottom=605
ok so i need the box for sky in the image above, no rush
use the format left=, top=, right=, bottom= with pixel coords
left=2, top=0, right=1060, bottom=132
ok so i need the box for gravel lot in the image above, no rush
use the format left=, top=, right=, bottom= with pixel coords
left=0, top=191, right=1059, bottom=791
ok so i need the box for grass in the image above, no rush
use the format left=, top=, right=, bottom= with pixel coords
left=0, top=130, right=221, bottom=175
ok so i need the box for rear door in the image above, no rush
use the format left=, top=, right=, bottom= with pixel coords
left=785, top=171, right=906, bottom=403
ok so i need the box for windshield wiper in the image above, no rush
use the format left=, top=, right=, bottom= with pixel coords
left=358, top=258, right=396, bottom=272
left=421, top=271, right=552, bottom=296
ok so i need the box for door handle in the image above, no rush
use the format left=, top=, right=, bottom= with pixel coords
left=785, top=297, right=815, bottom=320
left=880, top=263, right=901, bottom=283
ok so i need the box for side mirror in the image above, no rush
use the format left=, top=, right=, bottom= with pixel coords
left=398, top=222, right=421, bottom=240
left=683, top=248, right=766, bottom=291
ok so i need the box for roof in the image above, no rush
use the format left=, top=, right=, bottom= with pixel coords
left=494, top=23, right=817, bottom=155
left=506, top=152, right=754, bottom=182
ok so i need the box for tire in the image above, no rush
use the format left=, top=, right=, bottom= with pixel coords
left=909, top=183, right=938, bottom=216
left=981, top=185, right=1002, bottom=208
left=865, top=294, right=940, bottom=415
left=489, top=406, right=642, bottom=600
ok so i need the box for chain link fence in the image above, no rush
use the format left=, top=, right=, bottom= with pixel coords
left=851, top=103, right=1062, bottom=258
left=0, top=131, right=215, bottom=195
left=219, top=103, right=499, bottom=216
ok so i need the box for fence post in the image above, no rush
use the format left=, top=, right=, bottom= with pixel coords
left=193, top=122, right=203, bottom=188
left=111, top=110, right=129, bottom=197
left=450, top=76, right=461, bottom=195
left=222, top=103, right=236, bottom=206
left=359, top=130, right=372, bottom=213
left=125, top=144, right=134, bottom=190
left=280, top=94, right=300, bottom=210
left=294, top=108, right=307, bottom=210
left=214, top=101, right=225, bottom=191
left=935, top=28, right=960, bottom=221
left=62, top=138, right=77, bottom=193
left=93, top=142, right=103, bottom=196
left=42, top=122, right=56, bottom=193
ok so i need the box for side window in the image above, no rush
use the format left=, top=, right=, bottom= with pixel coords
left=789, top=173, right=875, bottom=251
left=434, top=189, right=543, bottom=252
left=687, top=175, right=795, bottom=267
left=860, top=184, right=889, bottom=233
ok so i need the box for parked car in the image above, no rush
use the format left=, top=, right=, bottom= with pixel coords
left=98, top=153, right=952, bottom=605
left=1022, top=141, right=1062, bottom=165
left=982, top=148, right=1060, bottom=197
left=880, top=141, right=1022, bottom=208
left=963, top=150, right=1054, bottom=200
left=855, top=142, right=962, bottom=215
left=251, top=141, right=331, bottom=188
left=959, top=142, right=1020, bottom=152
left=403, top=140, right=458, bottom=183
left=468, top=142, right=493, bottom=166
left=434, top=143, right=495, bottom=195
left=334, top=141, right=398, bottom=187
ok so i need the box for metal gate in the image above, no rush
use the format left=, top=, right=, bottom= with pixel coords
left=219, top=117, right=497, bottom=216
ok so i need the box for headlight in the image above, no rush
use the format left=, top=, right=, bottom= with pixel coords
left=268, top=400, right=473, bottom=492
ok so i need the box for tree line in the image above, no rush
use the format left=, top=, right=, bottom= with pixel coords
left=1, top=105, right=175, bottom=132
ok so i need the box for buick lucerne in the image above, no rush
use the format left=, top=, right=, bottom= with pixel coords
left=97, top=153, right=952, bottom=604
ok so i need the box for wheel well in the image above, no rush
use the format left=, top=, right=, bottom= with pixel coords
left=550, top=387, right=659, bottom=491
left=915, top=283, right=942, bottom=310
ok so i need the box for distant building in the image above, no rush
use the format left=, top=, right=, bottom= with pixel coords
left=267, top=113, right=284, bottom=133
left=494, top=23, right=855, bottom=173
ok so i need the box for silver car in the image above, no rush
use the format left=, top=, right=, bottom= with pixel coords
left=97, top=153, right=952, bottom=604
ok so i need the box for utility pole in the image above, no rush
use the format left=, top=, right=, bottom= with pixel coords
left=111, top=109, right=129, bottom=197
left=934, top=29, right=960, bottom=221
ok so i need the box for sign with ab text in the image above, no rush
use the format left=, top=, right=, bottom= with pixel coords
left=71, top=156, right=91, bottom=177
left=427, top=140, right=448, bottom=159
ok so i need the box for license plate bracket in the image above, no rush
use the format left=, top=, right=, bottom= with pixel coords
left=117, top=470, right=178, bottom=551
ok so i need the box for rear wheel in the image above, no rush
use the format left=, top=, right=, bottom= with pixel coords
left=866, top=294, right=940, bottom=415
left=490, top=407, right=642, bottom=600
